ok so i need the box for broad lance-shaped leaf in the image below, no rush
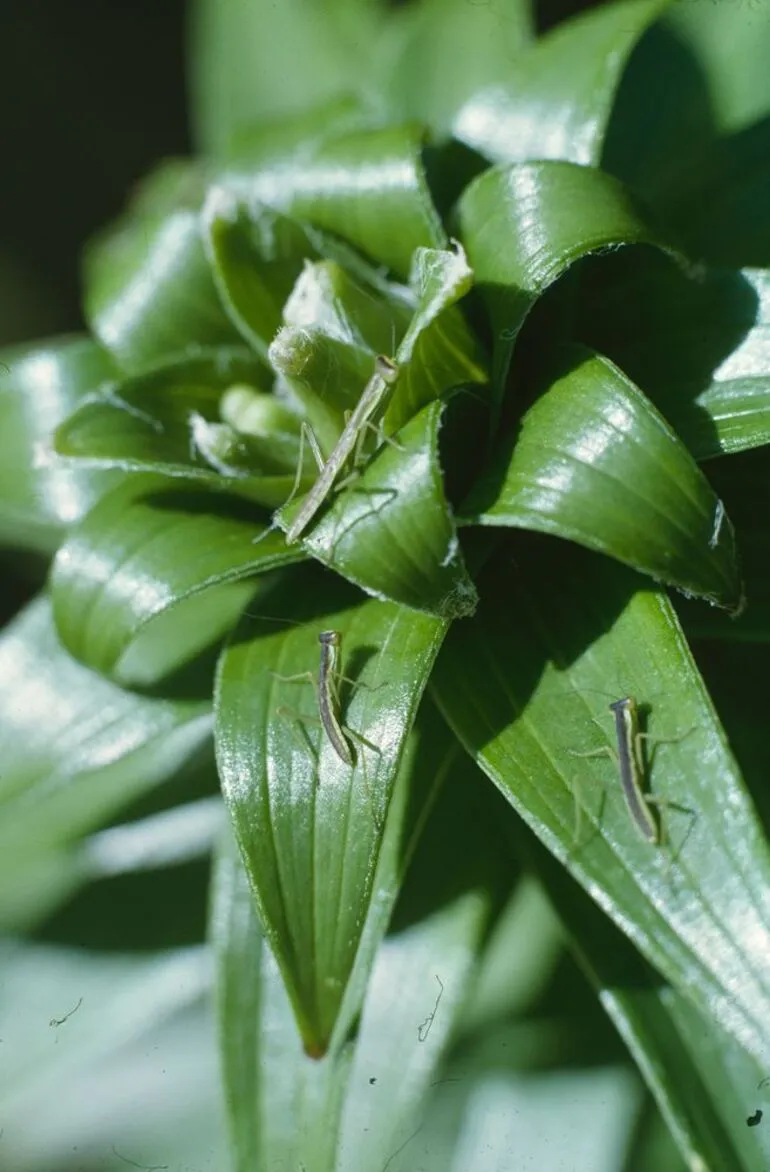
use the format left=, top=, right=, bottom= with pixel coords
left=0, top=594, right=211, bottom=929
left=214, top=571, right=446, bottom=1054
left=221, top=122, right=447, bottom=279
left=54, top=348, right=315, bottom=508
left=529, top=827, right=765, bottom=1172
left=51, top=473, right=301, bottom=682
left=0, top=335, right=120, bottom=552
left=453, top=0, right=666, bottom=166
left=300, top=395, right=481, bottom=620
left=431, top=540, right=770, bottom=1068
left=462, top=346, right=742, bottom=614
left=456, top=158, right=667, bottom=403
left=212, top=724, right=515, bottom=1170
left=578, top=254, right=770, bottom=461
left=211, top=839, right=350, bottom=1172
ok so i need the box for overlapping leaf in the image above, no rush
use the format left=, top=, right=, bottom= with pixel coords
left=54, top=348, right=312, bottom=507
left=221, top=121, right=446, bottom=278
left=431, top=540, right=770, bottom=1068
left=457, top=158, right=667, bottom=401
left=604, top=3, right=770, bottom=267
left=214, top=571, right=446, bottom=1053
left=268, top=245, right=487, bottom=611
left=386, top=0, right=532, bottom=132
left=0, top=335, right=119, bottom=552
left=530, top=828, right=769, bottom=1172
left=453, top=0, right=665, bottom=167
left=0, top=594, right=211, bottom=929
left=301, top=395, right=481, bottom=619
left=462, top=345, right=742, bottom=613
left=84, top=189, right=241, bottom=372
left=51, top=472, right=300, bottom=682
left=577, top=253, right=770, bottom=460
left=212, top=725, right=516, bottom=1171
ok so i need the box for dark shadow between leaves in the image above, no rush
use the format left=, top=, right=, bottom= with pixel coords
left=604, top=18, right=770, bottom=268
left=575, top=248, right=759, bottom=461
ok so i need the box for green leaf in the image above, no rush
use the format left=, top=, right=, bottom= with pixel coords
left=387, top=0, right=532, bottom=132
left=384, top=241, right=487, bottom=432
left=453, top=0, right=665, bottom=166
left=333, top=765, right=517, bottom=1172
left=270, top=241, right=485, bottom=445
left=214, top=572, right=446, bottom=1053
left=462, top=346, right=742, bottom=614
left=84, top=196, right=242, bottom=372
left=269, top=261, right=412, bottom=455
left=677, top=453, right=770, bottom=642
left=605, top=6, right=770, bottom=266
left=456, top=159, right=667, bottom=401
left=300, top=396, right=480, bottom=619
left=0, top=594, right=211, bottom=930
left=211, top=837, right=352, bottom=1172
left=211, top=700, right=453, bottom=1170
left=212, top=728, right=515, bottom=1171
left=203, top=191, right=350, bottom=361
left=54, top=348, right=312, bottom=507
left=0, top=335, right=120, bottom=552
left=189, top=4, right=385, bottom=154
left=83, top=796, right=224, bottom=879
left=530, top=832, right=769, bottom=1172
left=51, top=473, right=300, bottom=683
left=222, top=122, right=446, bottom=278
left=577, top=253, right=770, bottom=461
left=431, top=540, right=770, bottom=1068
left=0, top=940, right=224, bottom=1169
left=271, top=245, right=488, bottom=588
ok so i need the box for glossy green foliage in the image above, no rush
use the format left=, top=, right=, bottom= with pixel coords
left=5, top=0, right=770, bottom=1169
left=0, top=336, right=120, bottom=552
left=462, top=346, right=743, bottom=613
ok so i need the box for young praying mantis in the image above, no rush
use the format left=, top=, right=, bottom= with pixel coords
left=316, top=629, right=355, bottom=766
left=283, top=354, right=399, bottom=544
left=273, top=629, right=356, bottom=766
left=569, top=695, right=694, bottom=848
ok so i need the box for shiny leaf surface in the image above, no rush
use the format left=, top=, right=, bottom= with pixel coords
left=222, top=122, right=446, bottom=278
left=388, top=0, right=532, bottom=132
left=454, top=0, right=665, bottom=166
left=54, top=348, right=309, bottom=507
left=84, top=201, right=241, bottom=372
left=301, top=397, right=479, bottom=618
left=51, top=473, right=299, bottom=682
left=214, top=572, right=446, bottom=1053
left=212, top=730, right=515, bottom=1171
left=457, top=159, right=665, bottom=398
left=531, top=832, right=769, bottom=1172
left=462, top=346, right=742, bottom=613
left=578, top=255, right=770, bottom=460
left=0, top=335, right=119, bottom=551
left=0, top=594, right=211, bottom=929
left=431, top=541, right=770, bottom=1068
